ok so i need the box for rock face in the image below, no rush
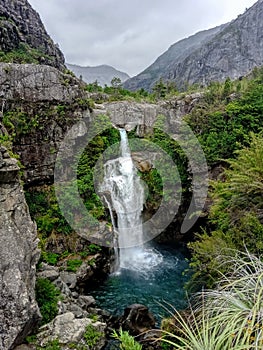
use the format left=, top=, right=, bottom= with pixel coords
left=0, top=61, right=202, bottom=186
left=0, top=0, right=65, bottom=70
left=93, top=93, right=203, bottom=135
left=0, top=62, right=89, bottom=185
left=67, top=63, right=130, bottom=86
left=124, top=0, right=263, bottom=91
left=0, top=146, right=41, bottom=350
left=0, top=63, right=85, bottom=102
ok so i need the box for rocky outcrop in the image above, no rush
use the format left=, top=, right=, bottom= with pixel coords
left=34, top=262, right=108, bottom=350
left=0, top=0, right=65, bottom=70
left=37, top=312, right=106, bottom=350
left=0, top=63, right=85, bottom=103
left=93, top=93, right=203, bottom=136
left=0, top=63, right=89, bottom=185
left=120, top=304, right=156, bottom=335
left=0, top=146, right=41, bottom=350
left=124, top=0, right=263, bottom=91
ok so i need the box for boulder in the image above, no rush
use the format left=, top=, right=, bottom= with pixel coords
left=37, top=312, right=106, bottom=350
left=121, top=304, right=156, bottom=335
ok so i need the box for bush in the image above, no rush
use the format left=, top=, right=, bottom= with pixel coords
left=36, top=339, right=61, bottom=350
left=35, top=278, right=60, bottom=325
left=83, top=324, right=103, bottom=348
left=66, top=259, right=83, bottom=272
left=189, top=133, right=263, bottom=287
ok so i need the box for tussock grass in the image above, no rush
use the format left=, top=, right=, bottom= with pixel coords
left=160, top=250, right=263, bottom=349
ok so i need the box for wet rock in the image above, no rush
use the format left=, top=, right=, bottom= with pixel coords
left=121, top=304, right=156, bottom=335
left=78, top=295, right=96, bottom=309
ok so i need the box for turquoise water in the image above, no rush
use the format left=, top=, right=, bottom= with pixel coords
left=88, top=244, right=189, bottom=322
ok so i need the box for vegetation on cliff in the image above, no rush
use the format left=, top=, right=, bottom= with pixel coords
left=1, top=49, right=263, bottom=348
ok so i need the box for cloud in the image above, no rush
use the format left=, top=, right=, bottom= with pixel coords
left=28, top=0, right=257, bottom=76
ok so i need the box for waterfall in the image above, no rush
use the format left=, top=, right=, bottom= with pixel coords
left=101, top=129, right=145, bottom=269
left=101, top=128, right=163, bottom=273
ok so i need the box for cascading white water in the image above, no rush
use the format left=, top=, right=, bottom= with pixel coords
left=101, top=129, right=163, bottom=272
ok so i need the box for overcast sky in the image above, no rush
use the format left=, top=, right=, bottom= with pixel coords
left=28, top=0, right=257, bottom=77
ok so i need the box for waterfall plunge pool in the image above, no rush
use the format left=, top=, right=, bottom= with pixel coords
left=86, top=243, right=190, bottom=323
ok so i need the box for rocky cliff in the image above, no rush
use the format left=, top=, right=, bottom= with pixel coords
left=0, top=146, right=41, bottom=349
left=124, top=0, right=263, bottom=91
left=0, top=62, right=89, bottom=185
left=0, top=0, right=65, bottom=70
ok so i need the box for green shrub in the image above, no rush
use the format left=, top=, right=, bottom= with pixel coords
left=35, top=278, right=60, bottom=325
left=189, top=134, right=263, bottom=287
left=0, top=42, right=50, bottom=65
left=36, top=339, right=61, bottom=350
left=186, top=67, right=263, bottom=164
left=112, top=328, right=142, bottom=350
left=83, top=324, right=103, bottom=348
left=87, top=244, right=102, bottom=254
left=41, top=252, right=59, bottom=265
left=66, top=259, right=83, bottom=272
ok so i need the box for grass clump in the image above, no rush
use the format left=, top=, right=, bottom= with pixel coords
left=112, top=328, right=142, bottom=350
left=160, top=250, right=263, bottom=349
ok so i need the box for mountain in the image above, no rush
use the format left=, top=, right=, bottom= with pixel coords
left=124, top=0, right=263, bottom=91
left=67, top=63, right=130, bottom=86
left=0, top=0, right=65, bottom=70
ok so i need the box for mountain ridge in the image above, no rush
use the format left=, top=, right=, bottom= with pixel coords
left=67, top=63, right=130, bottom=86
left=124, top=0, right=263, bottom=91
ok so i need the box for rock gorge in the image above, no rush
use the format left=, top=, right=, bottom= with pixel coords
left=0, top=59, right=204, bottom=348
left=0, top=0, right=263, bottom=348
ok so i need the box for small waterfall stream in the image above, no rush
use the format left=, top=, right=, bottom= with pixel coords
left=101, top=129, right=162, bottom=271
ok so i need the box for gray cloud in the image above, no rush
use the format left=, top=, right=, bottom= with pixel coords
left=29, top=0, right=257, bottom=76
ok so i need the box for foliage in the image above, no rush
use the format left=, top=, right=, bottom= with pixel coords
left=83, top=324, right=103, bottom=347
left=160, top=250, right=263, bottom=349
left=85, top=80, right=150, bottom=102
left=112, top=329, right=142, bottom=350
left=77, top=114, right=120, bottom=221
left=42, top=252, right=60, bottom=265
left=0, top=43, right=52, bottom=65
left=3, top=109, right=39, bottom=137
left=36, top=339, right=61, bottom=350
left=66, top=259, right=83, bottom=272
left=35, top=278, right=60, bottom=326
left=25, top=186, right=73, bottom=238
left=189, top=133, right=263, bottom=288
left=186, top=68, right=263, bottom=164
